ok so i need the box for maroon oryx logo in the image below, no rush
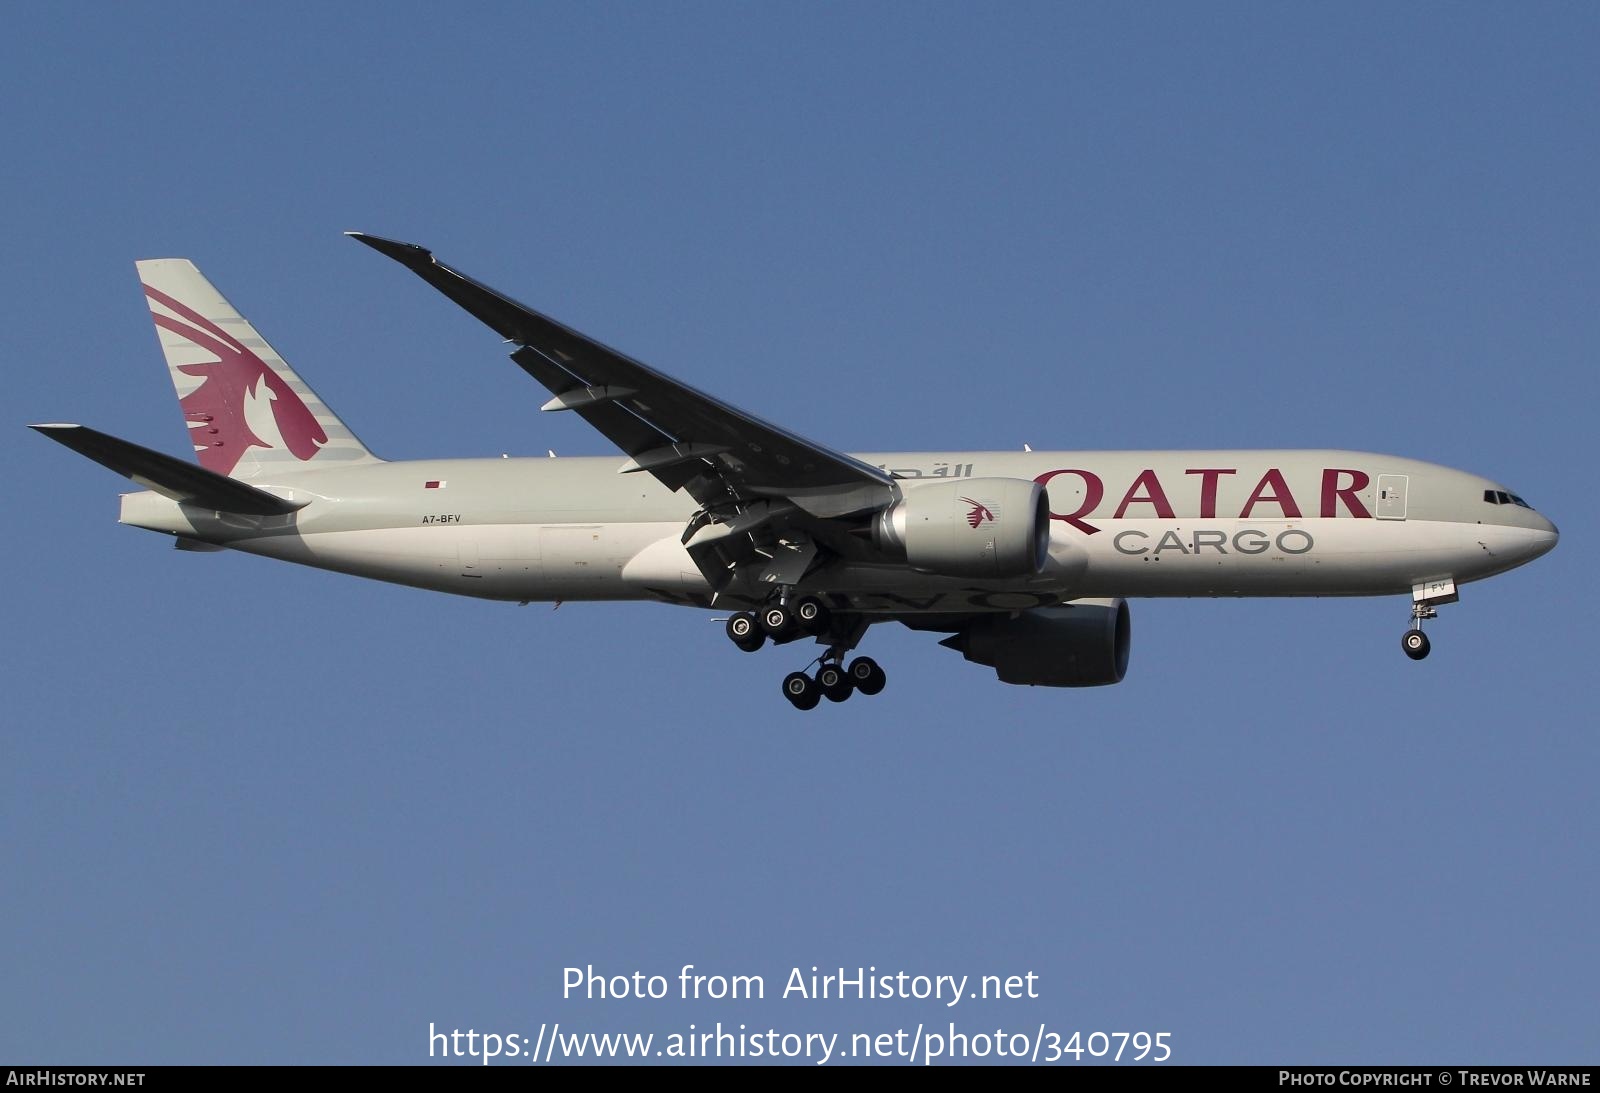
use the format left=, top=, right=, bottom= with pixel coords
left=144, top=283, right=327, bottom=476
left=960, top=496, right=994, bottom=529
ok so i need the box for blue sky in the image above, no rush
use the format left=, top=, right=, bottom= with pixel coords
left=3, top=3, right=1594, bottom=1065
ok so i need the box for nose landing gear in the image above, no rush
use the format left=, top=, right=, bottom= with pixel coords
left=1401, top=624, right=1432, bottom=660
left=1401, top=579, right=1457, bottom=662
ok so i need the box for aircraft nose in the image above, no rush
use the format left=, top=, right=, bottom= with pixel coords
left=1527, top=511, right=1559, bottom=558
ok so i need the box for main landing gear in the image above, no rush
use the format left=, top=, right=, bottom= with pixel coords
left=780, top=655, right=887, bottom=711
left=726, top=595, right=830, bottom=650
left=723, top=595, right=888, bottom=709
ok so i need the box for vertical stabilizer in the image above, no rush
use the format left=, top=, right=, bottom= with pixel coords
left=137, top=259, right=379, bottom=478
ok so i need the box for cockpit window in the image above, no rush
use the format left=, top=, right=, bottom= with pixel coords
left=1484, top=490, right=1500, bottom=504
left=1509, top=494, right=1532, bottom=509
left=1483, top=489, right=1534, bottom=509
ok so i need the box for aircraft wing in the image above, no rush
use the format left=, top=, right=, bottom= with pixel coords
left=348, top=233, right=895, bottom=522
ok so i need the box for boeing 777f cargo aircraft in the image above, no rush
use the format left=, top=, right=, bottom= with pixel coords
left=34, top=235, right=1559, bottom=708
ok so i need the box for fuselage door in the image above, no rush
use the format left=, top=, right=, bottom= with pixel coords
left=1376, top=474, right=1409, bottom=520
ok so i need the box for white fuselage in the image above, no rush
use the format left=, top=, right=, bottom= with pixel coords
left=116, top=448, right=1559, bottom=616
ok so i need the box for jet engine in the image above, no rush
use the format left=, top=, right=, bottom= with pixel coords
left=873, top=477, right=1050, bottom=579
left=939, top=599, right=1132, bottom=687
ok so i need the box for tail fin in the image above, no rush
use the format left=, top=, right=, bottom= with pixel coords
left=136, top=258, right=380, bottom=479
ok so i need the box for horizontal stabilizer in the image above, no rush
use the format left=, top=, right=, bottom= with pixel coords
left=30, top=424, right=307, bottom=516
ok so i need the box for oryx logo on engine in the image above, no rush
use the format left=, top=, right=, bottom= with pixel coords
left=960, top=497, right=995, bottom=529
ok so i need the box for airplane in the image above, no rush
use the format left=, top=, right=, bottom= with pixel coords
left=33, top=234, right=1559, bottom=709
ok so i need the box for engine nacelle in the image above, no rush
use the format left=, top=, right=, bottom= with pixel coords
left=940, top=599, right=1132, bottom=687
left=874, top=477, right=1050, bottom=579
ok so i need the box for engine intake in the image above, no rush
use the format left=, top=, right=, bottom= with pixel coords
left=874, top=477, right=1050, bottom=579
left=940, top=599, right=1132, bottom=687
